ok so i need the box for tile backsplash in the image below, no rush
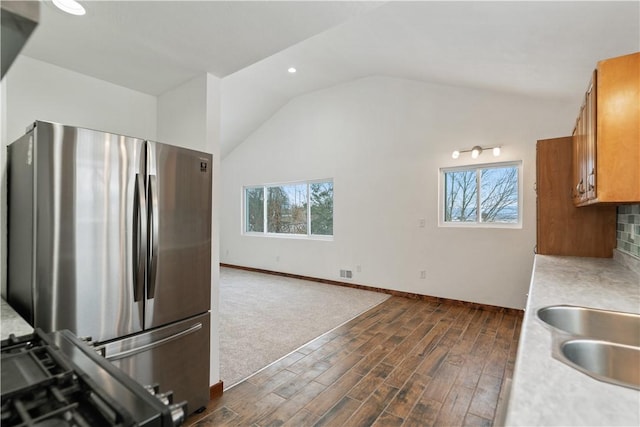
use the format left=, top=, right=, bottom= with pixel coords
left=617, top=204, right=640, bottom=259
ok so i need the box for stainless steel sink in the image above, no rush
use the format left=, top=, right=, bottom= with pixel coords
left=559, top=339, right=640, bottom=390
left=537, top=305, right=640, bottom=346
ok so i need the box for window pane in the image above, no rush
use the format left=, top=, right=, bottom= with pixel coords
left=245, top=187, right=264, bottom=232
left=267, top=184, right=308, bottom=234
left=310, top=182, right=333, bottom=235
left=480, top=167, right=519, bottom=223
left=444, top=170, right=477, bottom=222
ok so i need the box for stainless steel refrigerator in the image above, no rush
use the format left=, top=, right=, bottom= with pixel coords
left=7, top=120, right=212, bottom=413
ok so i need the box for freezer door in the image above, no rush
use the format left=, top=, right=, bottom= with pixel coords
left=101, top=312, right=211, bottom=415
left=24, top=121, right=145, bottom=342
left=145, top=142, right=212, bottom=328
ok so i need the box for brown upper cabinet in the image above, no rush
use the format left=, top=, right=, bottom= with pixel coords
left=572, top=52, right=640, bottom=206
left=537, top=137, right=616, bottom=257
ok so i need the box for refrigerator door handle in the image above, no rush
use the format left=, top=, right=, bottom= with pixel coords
left=104, top=322, right=202, bottom=361
left=148, top=175, right=159, bottom=299
left=133, top=173, right=147, bottom=302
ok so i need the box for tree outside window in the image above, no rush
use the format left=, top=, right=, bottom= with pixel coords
left=442, top=162, right=520, bottom=226
left=267, top=184, right=307, bottom=234
left=245, top=187, right=264, bottom=232
left=310, top=182, right=333, bottom=235
left=244, top=180, right=333, bottom=237
left=444, top=169, right=477, bottom=222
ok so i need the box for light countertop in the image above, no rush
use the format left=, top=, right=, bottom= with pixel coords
left=504, top=251, right=640, bottom=426
left=1, top=298, right=33, bottom=340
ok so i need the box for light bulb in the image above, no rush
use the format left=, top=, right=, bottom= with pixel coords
left=452, top=150, right=460, bottom=159
left=288, top=67, right=297, bottom=74
left=493, top=147, right=501, bottom=156
left=52, top=0, right=86, bottom=15
left=471, top=146, right=482, bottom=159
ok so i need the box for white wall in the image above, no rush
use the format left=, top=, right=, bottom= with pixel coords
left=157, top=75, right=206, bottom=151
left=4, top=56, right=157, bottom=143
left=0, top=56, right=158, bottom=298
left=157, top=73, right=222, bottom=387
left=221, top=76, right=575, bottom=309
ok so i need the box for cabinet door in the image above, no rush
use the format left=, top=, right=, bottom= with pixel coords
left=572, top=106, right=587, bottom=204
left=596, top=52, right=640, bottom=202
left=585, top=72, right=597, bottom=201
left=537, top=137, right=616, bottom=257
left=572, top=72, right=598, bottom=206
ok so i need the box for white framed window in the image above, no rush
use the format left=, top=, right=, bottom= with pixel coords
left=439, top=161, right=522, bottom=228
left=243, top=179, right=333, bottom=238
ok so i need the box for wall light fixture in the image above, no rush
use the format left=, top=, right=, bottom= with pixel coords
left=452, top=145, right=501, bottom=159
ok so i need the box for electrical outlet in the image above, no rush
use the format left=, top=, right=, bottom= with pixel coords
left=356, top=265, right=362, bottom=273
left=340, top=269, right=353, bottom=279
left=419, top=218, right=426, bottom=228
left=276, top=255, right=280, bottom=262
left=420, top=270, right=426, bottom=279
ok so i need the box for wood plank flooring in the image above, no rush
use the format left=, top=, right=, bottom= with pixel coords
left=187, top=296, right=523, bottom=427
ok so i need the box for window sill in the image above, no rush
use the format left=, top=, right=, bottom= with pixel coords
left=243, top=232, right=334, bottom=241
left=438, top=221, right=522, bottom=229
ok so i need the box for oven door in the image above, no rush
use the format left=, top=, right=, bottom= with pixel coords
left=99, top=312, right=210, bottom=415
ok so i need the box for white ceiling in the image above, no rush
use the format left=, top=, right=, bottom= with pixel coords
left=19, top=1, right=640, bottom=157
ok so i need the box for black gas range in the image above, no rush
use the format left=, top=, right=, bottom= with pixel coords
left=1, top=329, right=186, bottom=427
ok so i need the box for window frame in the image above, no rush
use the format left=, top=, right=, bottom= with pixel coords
left=438, top=160, right=523, bottom=229
left=242, top=178, right=334, bottom=240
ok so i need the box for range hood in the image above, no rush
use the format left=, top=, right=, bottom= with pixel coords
left=1, top=0, right=39, bottom=79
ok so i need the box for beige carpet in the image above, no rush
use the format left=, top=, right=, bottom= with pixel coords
left=219, top=267, right=390, bottom=388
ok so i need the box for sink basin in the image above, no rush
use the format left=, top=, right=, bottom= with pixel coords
left=559, top=339, right=640, bottom=390
left=537, top=305, right=640, bottom=346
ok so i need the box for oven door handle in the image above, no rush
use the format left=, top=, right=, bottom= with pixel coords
left=104, top=323, right=202, bottom=362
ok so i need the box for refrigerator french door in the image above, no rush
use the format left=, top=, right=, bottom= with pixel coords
left=7, top=120, right=212, bottom=413
left=144, top=141, right=211, bottom=329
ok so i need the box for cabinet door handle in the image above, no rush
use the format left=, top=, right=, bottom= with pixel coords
left=588, top=169, right=595, bottom=191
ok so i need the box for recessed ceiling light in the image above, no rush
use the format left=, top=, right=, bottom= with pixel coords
left=52, top=0, right=86, bottom=16
left=288, top=67, right=297, bottom=74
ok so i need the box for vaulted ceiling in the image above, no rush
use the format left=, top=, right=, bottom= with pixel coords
left=19, top=1, right=640, bottom=157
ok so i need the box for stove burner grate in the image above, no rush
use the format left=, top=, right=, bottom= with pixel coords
left=2, top=376, right=136, bottom=427
left=1, top=332, right=136, bottom=427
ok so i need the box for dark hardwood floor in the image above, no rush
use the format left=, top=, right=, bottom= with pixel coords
left=187, top=296, right=523, bottom=427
